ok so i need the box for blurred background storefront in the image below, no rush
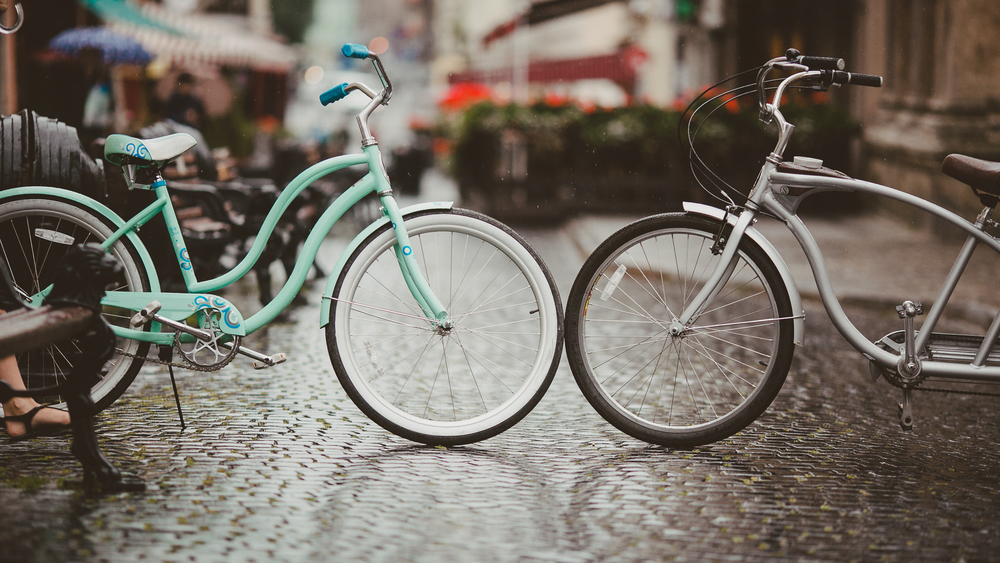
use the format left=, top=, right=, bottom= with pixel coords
left=0, top=0, right=997, bottom=227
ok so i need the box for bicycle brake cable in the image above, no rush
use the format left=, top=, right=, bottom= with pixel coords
left=685, top=78, right=817, bottom=213
left=687, top=84, right=760, bottom=206
left=678, top=67, right=761, bottom=206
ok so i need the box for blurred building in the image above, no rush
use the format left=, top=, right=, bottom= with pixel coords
left=1, top=0, right=298, bottom=143
left=433, top=0, right=1000, bottom=225
left=435, top=0, right=725, bottom=107
left=726, top=0, right=1000, bottom=226
left=856, top=0, right=1000, bottom=229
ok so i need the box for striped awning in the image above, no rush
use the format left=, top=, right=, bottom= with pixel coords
left=449, top=46, right=647, bottom=93
left=83, top=0, right=298, bottom=71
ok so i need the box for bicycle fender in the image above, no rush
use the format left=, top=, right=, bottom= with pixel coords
left=319, top=201, right=454, bottom=328
left=683, top=201, right=804, bottom=347
left=0, top=187, right=161, bottom=293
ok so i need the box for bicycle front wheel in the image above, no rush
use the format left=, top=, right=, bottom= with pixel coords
left=0, top=195, right=151, bottom=413
left=326, top=208, right=562, bottom=445
left=565, top=213, right=794, bottom=447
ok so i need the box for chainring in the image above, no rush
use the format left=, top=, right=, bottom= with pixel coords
left=173, top=307, right=240, bottom=371
left=872, top=331, right=929, bottom=389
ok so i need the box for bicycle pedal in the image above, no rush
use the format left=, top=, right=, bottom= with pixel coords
left=130, top=300, right=162, bottom=327
left=253, top=353, right=287, bottom=370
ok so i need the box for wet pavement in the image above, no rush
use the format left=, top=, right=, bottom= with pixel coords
left=3, top=206, right=1000, bottom=563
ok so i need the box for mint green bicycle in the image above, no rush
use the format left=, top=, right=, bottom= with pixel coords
left=0, top=44, right=563, bottom=445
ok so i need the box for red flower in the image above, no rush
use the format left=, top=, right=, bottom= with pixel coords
left=439, top=82, right=492, bottom=111
left=544, top=92, right=569, bottom=107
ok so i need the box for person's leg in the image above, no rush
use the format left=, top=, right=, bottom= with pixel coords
left=0, top=310, right=70, bottom=438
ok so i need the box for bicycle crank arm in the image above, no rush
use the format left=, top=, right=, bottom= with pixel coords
left=219, top=341, right=287, bottom=370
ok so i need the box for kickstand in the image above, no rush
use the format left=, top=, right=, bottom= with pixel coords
left=158, top=346, right=186, bottom=430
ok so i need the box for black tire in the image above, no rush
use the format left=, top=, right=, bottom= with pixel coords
left=326, top=208, right=563, bottom=445
left=0, top=195, right=151, bottom=412
left=565, top=213, right=795, bottom=447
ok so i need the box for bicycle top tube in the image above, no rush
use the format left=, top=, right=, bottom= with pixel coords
left=183, top=152, right=371, bottom=293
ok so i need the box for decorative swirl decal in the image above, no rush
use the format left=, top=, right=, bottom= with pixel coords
left=402, top=245, right=413, bottom=256
left=191, top=296, right=242, bottom=329
left=179, top=248, right=192, bottom=270
left=125, top=141, right=151, bottom=161
left=223, top=309, right=240, bottom=329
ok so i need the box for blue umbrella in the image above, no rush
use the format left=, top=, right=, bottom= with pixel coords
left=49, top=26, right=153, bottom=65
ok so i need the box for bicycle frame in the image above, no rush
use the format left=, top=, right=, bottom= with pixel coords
left=756, top=171, right=1000, bottom=382
left=10, top=143, right=451, bottom=347
left=680, top=60, right=1000, bottom=385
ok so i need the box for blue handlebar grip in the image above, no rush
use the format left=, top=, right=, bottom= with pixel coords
left=320, top=83, right=350, bottom=106
left=342, top=43, right=370, bottom=59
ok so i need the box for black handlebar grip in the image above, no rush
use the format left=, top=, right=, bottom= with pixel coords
left=830, top=71, right=883, bottom=87
left=800, top=56, right=845, bottom=70
left=846, top=73, right=883, bottom=87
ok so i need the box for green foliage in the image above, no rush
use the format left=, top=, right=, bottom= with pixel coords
left=448, top=97, right=859, bottom=201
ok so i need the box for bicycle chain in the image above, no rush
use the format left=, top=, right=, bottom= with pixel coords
left=874, top=345, right=1000, bottom=396
left=876, top=362, right=1000, bottom=397
left=114, top=346, right=222, bottom=372
left=913, top=385, right=1000, bottom=398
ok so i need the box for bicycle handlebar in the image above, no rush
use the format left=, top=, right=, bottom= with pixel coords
left=318, top=44, right=396, bottom=144
left=319, top=43, right=393, bottom=108
left=753, top=49, right=884, bottom=161
left=784, top=48, right=844, bottom=70
left=758, top=49, right=883, bottom=120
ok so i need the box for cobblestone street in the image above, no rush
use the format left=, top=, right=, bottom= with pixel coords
left=2, top=215, right=1000, bottom=563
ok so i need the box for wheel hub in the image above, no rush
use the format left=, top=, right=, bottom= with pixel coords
left=668, top=319, right=687, bottom=337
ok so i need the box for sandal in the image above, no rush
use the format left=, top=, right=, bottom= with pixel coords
left=5, top=406, right=71, bottom=443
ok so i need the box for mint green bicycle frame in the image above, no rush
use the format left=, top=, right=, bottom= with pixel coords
left=22, top=143, right=451, bottom=347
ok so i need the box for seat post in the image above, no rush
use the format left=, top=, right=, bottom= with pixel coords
left=974, top=201, right=997, bottom=230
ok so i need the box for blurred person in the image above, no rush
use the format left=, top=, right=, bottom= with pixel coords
left=81, top=49, right=113, bottom=138
left=166, top=72, right=207, bottom=129
left=0, top=0, right=72, bottom=443
left=0, top=314, right=71, bottom=442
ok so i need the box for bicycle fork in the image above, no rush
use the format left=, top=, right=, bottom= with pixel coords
left=378, top=194, right=452, bottom=329
left=672, top=207, right=759, bottom=332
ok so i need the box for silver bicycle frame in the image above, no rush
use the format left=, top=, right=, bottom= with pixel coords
left=682, top=64, right=1000, bottom=383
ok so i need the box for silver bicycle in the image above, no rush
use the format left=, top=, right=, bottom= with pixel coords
left=566, top=48, right=1000, bottom=447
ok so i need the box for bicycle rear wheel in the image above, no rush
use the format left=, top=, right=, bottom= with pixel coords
left=326, top=208, right=562, bottom=445
left=565, top=213, right=794, bottom=447
left=0, top=195, right=151, bottom=412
